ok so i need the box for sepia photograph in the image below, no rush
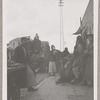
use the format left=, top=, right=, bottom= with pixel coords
left=3, top=0, right=98, bottom=100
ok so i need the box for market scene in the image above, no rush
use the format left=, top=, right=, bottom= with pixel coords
left=7, top=0, right=93, bottom=100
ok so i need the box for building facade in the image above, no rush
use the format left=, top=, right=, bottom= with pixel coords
left=8, top=36, right=30, bottom=50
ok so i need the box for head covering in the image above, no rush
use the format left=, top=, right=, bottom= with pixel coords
left=65, top=47, right=68, bottom=50
left=51, top=45, right=55, bottom=50
left=34, top=33, right=39, bottom=40
left=51, top=45, right=55, bottom=48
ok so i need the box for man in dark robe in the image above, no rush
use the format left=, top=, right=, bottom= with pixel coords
left=14, top=38, right=28, bottom=64
left=14, top=37, right=37, bottom=91
left=62, top=47, right=69, bottom=58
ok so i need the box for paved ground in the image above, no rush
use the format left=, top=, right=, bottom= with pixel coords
left=20, top=74, right=93, bottom=100
left=36, top=73, right=48, bottom=83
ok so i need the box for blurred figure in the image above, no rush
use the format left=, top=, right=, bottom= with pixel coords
left=62, top=47, right=70, bottom=66
left=31, top=52, right=40, bottom=76
left=14, top=37, right=28, bottom=63
left=48, top=45, right=56, bottom=76
left=62, top=47, right=69, bottom=58
left=56, top=54, right=74, bottom=84
left=81, top=34, right=93, bottom=87
left=55, top=50, right=63, bottom=73
left=71, top=36, right=85, bottom=84
left=31, top=34, right=42, bottom=74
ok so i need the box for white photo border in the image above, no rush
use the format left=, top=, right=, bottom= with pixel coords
left=2, top=0, right=99, bottom=100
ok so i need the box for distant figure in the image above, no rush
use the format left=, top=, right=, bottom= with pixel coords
left=32, top=34, right=42, bottom=54
left=62, top=47, right=69, bottom=58
left=48, top=45, right=56, bottom=76
left=14, top=37, right=37, bottom=91
left=54, top=50, right=63, bottom=73
left=62, top=47, right=70, bottom=65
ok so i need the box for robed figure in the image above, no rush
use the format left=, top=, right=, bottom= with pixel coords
left=14, top=37, right=37, bottom=91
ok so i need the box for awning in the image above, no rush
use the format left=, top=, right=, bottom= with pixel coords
left=73, top=25, right=85, bottom=35
left=73, top=27, right=82, bottom=35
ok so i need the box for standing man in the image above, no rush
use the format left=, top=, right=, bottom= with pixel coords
left=48, top=45, right=56, bottom=76
left=62, top=47, right=69, bottom=58
left=62, top=47, right=70, bottom=65
left=14, top=37, right=37, bottom=91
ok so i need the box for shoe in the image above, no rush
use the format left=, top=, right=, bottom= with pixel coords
left=56, top=78, right=67, bottom=85
left=28, top=87, right=37, bottom=92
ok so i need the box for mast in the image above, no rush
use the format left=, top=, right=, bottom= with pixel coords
left=59, top=0, right=64, bottom=51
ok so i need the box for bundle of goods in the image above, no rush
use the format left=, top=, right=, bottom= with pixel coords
left=7, top=61, right=24, bottom=68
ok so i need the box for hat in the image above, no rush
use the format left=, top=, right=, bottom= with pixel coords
left=51, top=45, right=55, bottom=49
left=51, top=45, right=55, bottom=48
left=65, top=47, right=68, bottom=50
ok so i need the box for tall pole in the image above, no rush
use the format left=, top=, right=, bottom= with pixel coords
left=59, top=0, right=62, bottom=51
left=59, top=0, right=64, bottom=51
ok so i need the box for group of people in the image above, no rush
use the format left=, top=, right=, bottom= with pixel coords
left=48, top=45, right=69, bottom=76
left=12, top=33, right=93, bottom=92
left=48, top=34, right=93, bottom=87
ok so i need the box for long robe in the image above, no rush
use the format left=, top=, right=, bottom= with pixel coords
left=84, top=42, right=93, bottom=85
left=72, top=44, right=84, bottom=78
left=26, top=64, right=37, bottom=87
left=49, top=50, right=56, bottom=74
left=14, top=44, right=37, bottom=87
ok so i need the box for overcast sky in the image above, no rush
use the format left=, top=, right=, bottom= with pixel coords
left=5, top=0, right=89, bottom=52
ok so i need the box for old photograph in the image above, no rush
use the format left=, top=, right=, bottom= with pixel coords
left=3, top=0, right=97, bottom=100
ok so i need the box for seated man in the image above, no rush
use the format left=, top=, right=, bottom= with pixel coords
left=56, top=54, right=74, bottom=84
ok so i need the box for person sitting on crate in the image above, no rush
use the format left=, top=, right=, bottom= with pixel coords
left=14, top=37, right=38, bottom=91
